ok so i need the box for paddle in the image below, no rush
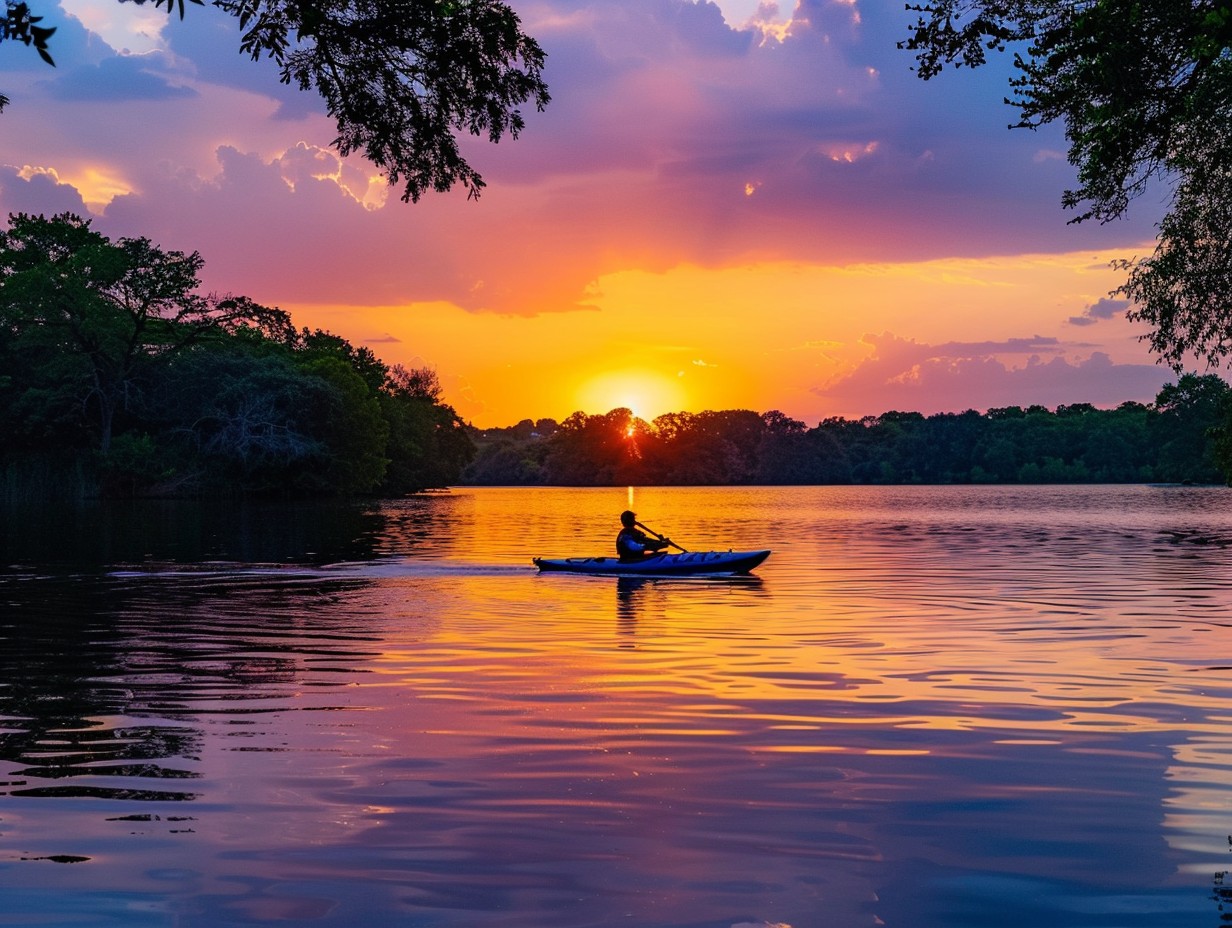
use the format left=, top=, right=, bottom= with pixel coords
left=635, top=521, right=688, bottom=553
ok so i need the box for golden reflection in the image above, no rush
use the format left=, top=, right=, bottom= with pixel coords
left=369, top=486, right=1232, bottom=901
left=410, top=489, right=1227, bottom=787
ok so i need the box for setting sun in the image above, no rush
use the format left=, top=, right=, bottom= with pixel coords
left=575, top=370, right=690, bottom=422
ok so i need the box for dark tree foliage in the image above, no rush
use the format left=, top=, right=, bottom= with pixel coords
left=540, top=409, right=644, bottom=487
left=0, top=212, right=290, bottom=456
left=152, top=347, right=338, bottom=494
left=901, top=0, right=1232, bottom=369
left=0, top=0, right=550, bottom=201
left=0, top=213, right=474, bottom=499
left=380, top=364, right=474, bottom=494
left=465, top=377, right=1232, bottom=487
left=0, top=3, right=54, bottom=112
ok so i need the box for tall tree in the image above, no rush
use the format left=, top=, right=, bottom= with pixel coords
left=1151, top=371, right=1231, bottom=481
left=0, top=0, right=550, bottom=201
left=379, top=365, right=474, bottom=493
left=902, top=0, right=1232, bottom=368
left=0, top=212, right=287, bottom=454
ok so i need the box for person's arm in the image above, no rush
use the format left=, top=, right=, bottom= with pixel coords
left=645, top=534, right=670, bottom=553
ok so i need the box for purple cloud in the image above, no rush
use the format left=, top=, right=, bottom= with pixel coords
left=0, top=165, right=89, bottom=216
left=814, top=332, right=1170, bottom=416
left=43, top=54, right=197, bottom=102
left=160, top=5, right=322, bottom=120
left=0, top=0, right=1167, bottom=316
left=1067, top=296, right=1129, bottom=327
left=0, top=3, right=103, bottom=76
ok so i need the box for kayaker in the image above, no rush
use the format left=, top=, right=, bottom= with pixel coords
left=616, top=510, right=672, bottom=561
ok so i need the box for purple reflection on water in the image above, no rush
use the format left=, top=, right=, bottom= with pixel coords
left=1, top=486, right=1229, bottom=927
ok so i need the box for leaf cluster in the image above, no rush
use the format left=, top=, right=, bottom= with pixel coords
left=902, top=0, right=1232, bottom=370
left=207, top=0, right=550, bottom=200
left=3, top=0, right=549, bottom=200
left=0, top=0, right=56, bottom=109
left=0, top=213, right=474, bottom=498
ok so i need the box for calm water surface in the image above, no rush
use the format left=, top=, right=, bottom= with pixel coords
left=1, top=485, right=1231, bottom=927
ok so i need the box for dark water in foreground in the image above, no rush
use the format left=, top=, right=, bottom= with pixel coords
left=1, top=485, right=1230, bottom=928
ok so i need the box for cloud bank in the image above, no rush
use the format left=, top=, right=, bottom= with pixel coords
left=814, top=332, right=1171, bottom=416
left=0, top=0, right=1179, bottom=423
left=1, top=0, right=1161, bottom=313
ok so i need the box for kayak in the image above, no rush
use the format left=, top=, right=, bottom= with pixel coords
left=533, top=549, right=770, bottom=577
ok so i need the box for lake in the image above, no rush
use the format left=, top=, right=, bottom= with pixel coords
left=1, top=485, right=1230, bottom=927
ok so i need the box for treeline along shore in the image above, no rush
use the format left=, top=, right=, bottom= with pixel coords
left=465, top=374, right=1232, bottom=488
left=0, top=213, right=472, bottom=502
left=4, top=214, right=1231, bottom=501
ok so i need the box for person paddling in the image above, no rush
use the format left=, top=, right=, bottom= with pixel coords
left=616, top=510, right=673, bottom=562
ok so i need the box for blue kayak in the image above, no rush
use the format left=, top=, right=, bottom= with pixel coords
left=533, top=549, right=770, bottom=577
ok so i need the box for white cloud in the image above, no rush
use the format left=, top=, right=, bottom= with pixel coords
left=59, top=0, right=170, bottom=55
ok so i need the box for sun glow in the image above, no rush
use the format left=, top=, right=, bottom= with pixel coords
left=18, top=164, right=134, bottom=213
left=576, top=370, right=689, bottom=423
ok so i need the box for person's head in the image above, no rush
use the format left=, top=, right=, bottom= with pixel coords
left=620, top=510, right=636, bottom=528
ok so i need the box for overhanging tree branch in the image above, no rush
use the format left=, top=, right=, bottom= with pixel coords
left=1, top=0, right=549, bottom=200
left=902, top=0, right=1232, bottom=370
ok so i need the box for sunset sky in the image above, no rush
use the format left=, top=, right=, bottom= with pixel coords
left=0, top=0, right=1182, bottom=426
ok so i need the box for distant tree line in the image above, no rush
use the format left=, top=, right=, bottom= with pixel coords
left=465, top=374, right=1232, bottom=487
left=0, top=213, right=473, bottom=501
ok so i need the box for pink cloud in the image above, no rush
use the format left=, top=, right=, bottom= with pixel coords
left=813, top=332, right=1171, bottom=416
left=0, top=166, right=89, bottom=215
